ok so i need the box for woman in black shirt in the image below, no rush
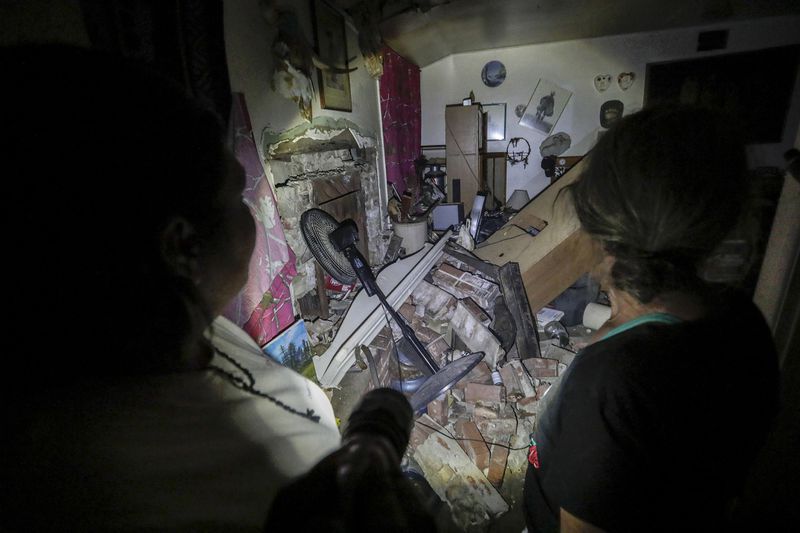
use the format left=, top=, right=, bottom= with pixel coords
left=523, top=106, right=779, bottom=532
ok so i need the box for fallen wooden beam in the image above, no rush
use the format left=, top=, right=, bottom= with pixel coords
left=474, top=159, right=601, bottom=314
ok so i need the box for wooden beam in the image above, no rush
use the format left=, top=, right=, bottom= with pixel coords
left=498, top=262, right=540, bottom=359
left=474, top=158, right=601, bottom=314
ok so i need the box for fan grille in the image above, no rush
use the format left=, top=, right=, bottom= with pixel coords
left=300, top=208, right=357, bottom=285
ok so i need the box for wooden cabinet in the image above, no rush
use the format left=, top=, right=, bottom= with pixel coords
left=445, top=104, right=485, bottom=211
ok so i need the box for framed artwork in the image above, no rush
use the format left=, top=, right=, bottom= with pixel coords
left=312, top=0, right=352, bottom=111
left=519, top=79, right=572, bottom=135
left=483, top=103, right=506, bottom=141
left=263, top=319, right=316, bottom=379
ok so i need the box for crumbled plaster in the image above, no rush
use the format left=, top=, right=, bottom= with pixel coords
left=266, top=117, right=386, bottom=301
left=262, top=116, right=376, bottom=161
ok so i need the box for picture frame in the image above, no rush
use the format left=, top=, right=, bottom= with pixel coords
left=263, top=319, right=316, bottom=380
left=483, top=103, right=506, bottom=141
left=519, top=79, right=572, bottom=135
left=312, top=0, right=352, bottom=112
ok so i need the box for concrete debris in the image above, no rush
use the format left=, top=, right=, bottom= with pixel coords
left=396, top=250, right=582, bottom=529
left=324, top=252, right=584, bottom=531
left=305, top=317, right=336, bottom=345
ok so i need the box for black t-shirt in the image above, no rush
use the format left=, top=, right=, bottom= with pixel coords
left=523, top=289, right=779, bottom=532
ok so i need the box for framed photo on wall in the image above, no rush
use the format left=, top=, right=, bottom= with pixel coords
left=519, top=79, right=572, bottom=135
left=483, top=103, right=506, bottom=141
left=312, top=0, right=352, bottom=112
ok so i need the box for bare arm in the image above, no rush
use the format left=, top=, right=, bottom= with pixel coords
left=560, top=508, right=607, bottom=533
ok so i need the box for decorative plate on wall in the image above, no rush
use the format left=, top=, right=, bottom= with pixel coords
left=481, top=60, right=507, bottom=87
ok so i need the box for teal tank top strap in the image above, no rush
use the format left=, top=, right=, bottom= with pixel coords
left=600, top=312, right=682, bottom=341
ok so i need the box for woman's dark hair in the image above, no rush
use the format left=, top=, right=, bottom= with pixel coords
left=3, top=44, right=227, bottom=379
left=568, top=105, right=748, bottom=303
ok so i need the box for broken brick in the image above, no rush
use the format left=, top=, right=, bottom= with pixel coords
left=460, top=297, right=491, bottom=325
left=399, top=302, right=416, bottom=323
left=431, top=262, right=502, bottom=311
left=427, top=394, right=449, bottom=427
left=522, top=357, right=560, bottom=378
left=411, top=280, right=458, bottom=321
left=473, top=405, right=500, bottom=420
left=426, top=337, right=451, bottom=367
left=454, top=419, right=490, bottom=471
left=453, top=361, right=493, bottom=390
left=487, top=439, right=510, bottom=488
left=414, top=324, right=441, bottom=345
left=498, top=363, right=524, bottom=401
left=475, top=416, right=517, bottom=439
left=516, top=396, right=539, bottom=417
left=509, top=360, right=537, bottom=398
left=450, top=300, right=505, bottom=368
left=465, top=383, right=506, bottom=404
left=410, top=415, right=509, bottom=528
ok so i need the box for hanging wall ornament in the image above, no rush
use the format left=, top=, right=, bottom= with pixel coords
left=618, top=72, right=635, bottom=90
left=481, top=60, right=507, bottom=87
left=506, top=137, right=531, bottom=168
left=514, top=104, right=527, bottom=118
left=600, top=100, right=624, bottom=128
left=540, top=132, right=571, bottom=157
left=593, top=74, right=612, bottom=92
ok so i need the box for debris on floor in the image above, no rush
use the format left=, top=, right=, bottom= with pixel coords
left=346, top=247, right=586, bottom=530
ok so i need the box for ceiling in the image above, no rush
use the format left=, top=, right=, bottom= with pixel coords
left=338, top=0, right=800, bottom=67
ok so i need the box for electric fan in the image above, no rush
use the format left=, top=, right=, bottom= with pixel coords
left=300, top=208, right=484, bottom=413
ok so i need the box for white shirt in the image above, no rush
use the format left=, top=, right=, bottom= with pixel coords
left=16, top=317, right=341, bottom=531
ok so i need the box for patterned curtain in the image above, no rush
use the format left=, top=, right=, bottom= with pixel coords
left=379, top=46, right=421, bottom=196
left=224, top=93, right=298, bottom=346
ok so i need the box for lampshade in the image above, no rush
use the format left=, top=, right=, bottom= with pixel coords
left=507, top=189, right=530, bottom=211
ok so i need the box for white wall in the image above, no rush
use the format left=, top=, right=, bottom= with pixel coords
left=421, top=15, right=800, bottom=201
left=224, top=0, right=384, bottom=168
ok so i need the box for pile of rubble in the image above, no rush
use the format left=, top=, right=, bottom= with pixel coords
left=359, top=248, right=582, bottom=530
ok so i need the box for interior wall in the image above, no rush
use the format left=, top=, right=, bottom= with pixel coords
left=421, top=15, right=800, bottom=201
left=224, top=0, right=384, bottom=178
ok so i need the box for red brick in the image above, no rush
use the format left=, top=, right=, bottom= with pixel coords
left=460, top=297, right=491, bottom=325
left=414, top=324, right=440, bottom=344
left=498, top=364, right=524, bottom=400
left=454, top=420, right=490, bottom=471
left=399, top=302, right=416, bottom=322
left=487, top=440, right=510, bottom=488
left=426, top=337, right=451, bottom=367
left=465, top=383, right=506, bottom=404
left=427, top=395, right=449, bottom=427
left=522, top=357, right=560, bottom=378
left=453, top=361, right=493, bottom=390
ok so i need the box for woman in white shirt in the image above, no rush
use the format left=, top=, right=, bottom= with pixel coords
left=3, top=44, right=339, bottom=531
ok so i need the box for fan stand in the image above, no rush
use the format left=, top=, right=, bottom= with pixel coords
left=328, top=219, right=484, bottom=413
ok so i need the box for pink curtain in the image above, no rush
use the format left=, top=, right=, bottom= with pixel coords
left=379, top=46, right=421, bottom=196
left=224, top=93, right=297, bottom=346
